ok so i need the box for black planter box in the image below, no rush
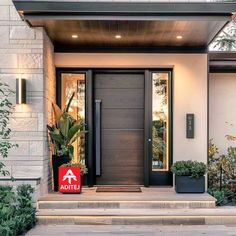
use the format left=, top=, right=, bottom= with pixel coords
left=175, top=176, right=205, bottom=193
left=52, top=155, right=70, bottom=192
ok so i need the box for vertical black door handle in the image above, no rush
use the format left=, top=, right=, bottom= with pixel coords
left=95, top=100, right=101, bottom=176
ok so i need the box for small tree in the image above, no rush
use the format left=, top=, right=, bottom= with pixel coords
left=0, top=80, right=18, bottom=176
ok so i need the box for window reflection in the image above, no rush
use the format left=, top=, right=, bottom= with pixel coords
left=61, top=73, right=86, bottom=163
left=152, top=72, right=169, bottom=171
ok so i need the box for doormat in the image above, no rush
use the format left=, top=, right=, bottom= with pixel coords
left=96, top=187, right=142, bottom=192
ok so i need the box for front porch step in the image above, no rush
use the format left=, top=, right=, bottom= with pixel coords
left=36, top=207, right=236, bottom=225
left=38, top=200, right=216, bottom=209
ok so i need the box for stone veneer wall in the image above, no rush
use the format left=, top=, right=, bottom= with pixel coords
left=0, top=0, right=55, bottom=199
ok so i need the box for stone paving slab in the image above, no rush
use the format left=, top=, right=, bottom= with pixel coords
left=26, top=225, right=236, bottom=236
left=37, top=207, right=236, bottom=216
left=39, top=188, right=216, bottom=202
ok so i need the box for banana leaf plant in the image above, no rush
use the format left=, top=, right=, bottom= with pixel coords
left=47, top=93, right=86, bottom=160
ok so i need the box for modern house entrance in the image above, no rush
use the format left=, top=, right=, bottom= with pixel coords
left=57, top=69, right=172, bottom=186
left=5, top=0, right=236, bottom=228
left=8, top=1, right=236, bottom=200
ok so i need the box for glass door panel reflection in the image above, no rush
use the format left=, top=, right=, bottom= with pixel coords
left=152, top=72, right=169, bottom=171
left=61, top=73, right=86, bottom=163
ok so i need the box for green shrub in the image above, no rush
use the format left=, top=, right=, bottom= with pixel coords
left=62, top=162, right=88, bottom=176
left=208, top=187, right=234, bottom=206
left=208, top=139, right=236, bottom=206
left=171, top=160, right=207, bottom=178
left=0, top=184, right=36, bottom=236
left=0, top=80, right=18, bottom=177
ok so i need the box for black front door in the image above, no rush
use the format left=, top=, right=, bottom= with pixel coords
left=94, top=71, right=145, bottom=185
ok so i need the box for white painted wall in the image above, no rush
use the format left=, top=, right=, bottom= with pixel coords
left=209, top=73, right=236, bottom=155
left=55, top=53, right=208, bottom=164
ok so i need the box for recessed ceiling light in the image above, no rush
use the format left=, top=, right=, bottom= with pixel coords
left=72, top=34, right=78, bottom=39
left=176, top=35, right=183, bottom=40
left=115, top=35, right=122, bottom=39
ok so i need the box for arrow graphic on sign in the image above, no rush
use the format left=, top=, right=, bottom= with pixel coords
left=62, top=169, right=77, bottom=184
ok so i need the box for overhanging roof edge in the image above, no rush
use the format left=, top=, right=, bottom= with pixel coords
left=13, top=1, right=236, bottom=16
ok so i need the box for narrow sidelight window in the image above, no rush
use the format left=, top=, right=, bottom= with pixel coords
left=152, top=72, right=169, bottom=171
left=61, top=73, right=86, bottom=163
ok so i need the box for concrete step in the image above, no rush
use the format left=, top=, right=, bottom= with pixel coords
left=38, top=200, right=216, bottom=209
left=36, top=207, right=236, bottom=225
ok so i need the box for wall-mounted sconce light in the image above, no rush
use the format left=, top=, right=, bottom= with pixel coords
left=16, top=78, right=26, bottom=104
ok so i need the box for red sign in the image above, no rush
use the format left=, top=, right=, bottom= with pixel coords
left=59, top=167, right=81, bottom=193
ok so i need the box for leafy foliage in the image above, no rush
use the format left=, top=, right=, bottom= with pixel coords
left=208, top=139, right=236, bottom=205
left=208, top=140, right=236, bottom=189
left=171, top=160, right=207, bottom=178
left=62, top=162, right=88, bottom=176
left=213, top=19, right=236, bottom=51
left=208, top=187, right=235, bottom=206
left=0, top=80, right=18, bottom=177
left=0, top=184, right=36, bottom=236
left=152, top=121, right=165, bottom=162
left=47, top=92, right=86, bottom=159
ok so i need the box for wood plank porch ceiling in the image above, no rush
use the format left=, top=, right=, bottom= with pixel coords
left=13, top=1, right=236, bottom=52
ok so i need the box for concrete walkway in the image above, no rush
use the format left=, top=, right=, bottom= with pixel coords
left=26, top=225, right=236, bottom=236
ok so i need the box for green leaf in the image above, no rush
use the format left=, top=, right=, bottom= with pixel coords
left=52, top=102, right=62, bottom=124
left=69, top=131, right=87, bottom=144
left=59, top=114, right=70, bottom=138
left=49, top=132, right=63, bottom=144
left=68, top=145, right=74, bottom=159
left=64, top=92, right=75, bottom=113
left=68, top=122, right=83, bottom=140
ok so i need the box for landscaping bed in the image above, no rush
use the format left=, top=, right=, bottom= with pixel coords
left=0, top=184, right=36, bottom=236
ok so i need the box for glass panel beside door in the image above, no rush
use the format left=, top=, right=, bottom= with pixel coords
left=61, top=73, right=86, bottom=163
left=149, top=71, right=172, bottom=186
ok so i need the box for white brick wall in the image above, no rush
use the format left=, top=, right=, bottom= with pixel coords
left=0, top=0, right=56, bottom=197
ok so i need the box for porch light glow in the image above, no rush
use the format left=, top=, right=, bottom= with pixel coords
left=16, top=78, right=26, bottom=104
left=176, top=35, right=183, bottom=40
left=72, top=34, right=78, bottom=38
left=115, top=35, right=122, bottom=39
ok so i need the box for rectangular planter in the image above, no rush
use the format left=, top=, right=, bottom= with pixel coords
left=59, top=167, right=81, bottom=193
left=175, top=176, right=205, bottom=193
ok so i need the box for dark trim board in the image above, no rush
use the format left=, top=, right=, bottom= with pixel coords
left=209, top=52, right=236, bottom=73
left=13, top=1, right=236, bottom=16
left=54, top=45, right=208, bottom=54
left=210, top=68, right=236, bottom=73
left=57, top=68, right=173, bottom=187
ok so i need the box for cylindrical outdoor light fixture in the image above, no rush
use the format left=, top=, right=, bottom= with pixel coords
left=16, top=78, right=26, bottom=104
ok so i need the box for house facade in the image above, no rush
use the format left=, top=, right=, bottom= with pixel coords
left=0, top=0, right=236, bottom=198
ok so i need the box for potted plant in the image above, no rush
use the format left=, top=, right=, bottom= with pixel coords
left=59, top=162, right=88, bottom=193
left=171, top=160, right=207, bottom=193
left=47, top=93, right=86, bottom=191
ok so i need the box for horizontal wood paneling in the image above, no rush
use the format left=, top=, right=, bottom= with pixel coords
left=95, top=72, right=144, bottom=185
left=95, top=89, right=144, bottom=109
left=101, top=130, right=143, bottom=150
left=95, top=73, right=144, bottom=89
left=101, top=149, right=144, bottom=167
left=101, top=109, right=144, bottom=129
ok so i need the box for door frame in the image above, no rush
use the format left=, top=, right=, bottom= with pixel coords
left=56, top=68, right=173, bottom=187
left=145, top=69, right=173, bottom=186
